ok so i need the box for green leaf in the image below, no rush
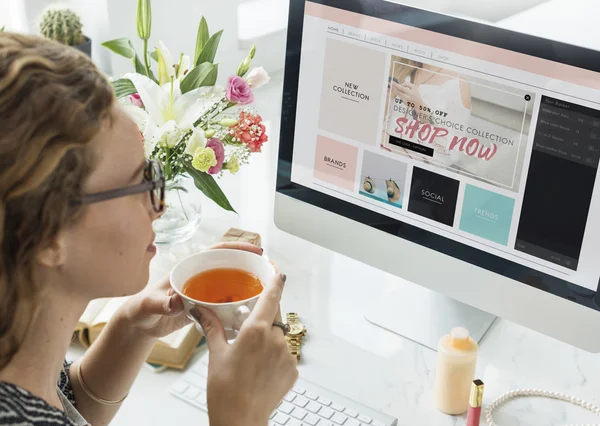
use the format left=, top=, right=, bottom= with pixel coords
left=133, top=53, right=147, bottom=75
left=102, top=38, right=135, bottom=59
left=112, top=78, right=137, bottom=99
left=150, top=51, right=158, bottom=61
left=128, top=40, right=157, bottom=82
left=194, top=17, right=209, bottom=65
left=180, top=63, right=218, bottom=94
left=103, top=38, right=156, bottom=82
left=195, top=30, right=223, bottom=66
left=183, top=160, right=236, bottom=213
left=133, top=54, right=157, bottom=82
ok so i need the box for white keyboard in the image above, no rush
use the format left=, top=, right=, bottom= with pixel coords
left=169, top=352, right=398, bottom=426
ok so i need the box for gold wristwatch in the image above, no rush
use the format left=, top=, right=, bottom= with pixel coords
left=285, top=313, right=306, bottom=360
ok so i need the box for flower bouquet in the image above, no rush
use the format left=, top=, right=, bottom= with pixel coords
left=102, top=0, right=269, bottom=226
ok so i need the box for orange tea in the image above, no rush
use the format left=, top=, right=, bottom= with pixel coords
left=182, top=267, right=263, bottom=303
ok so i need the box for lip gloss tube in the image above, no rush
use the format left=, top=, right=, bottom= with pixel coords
left=467, top=379, right=484, bottom=426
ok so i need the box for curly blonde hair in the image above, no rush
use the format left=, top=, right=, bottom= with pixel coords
left=0, top=32, right=114, bottom=369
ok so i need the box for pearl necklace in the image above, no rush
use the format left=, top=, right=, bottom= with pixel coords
left=485, top=389, right=600, bottom=426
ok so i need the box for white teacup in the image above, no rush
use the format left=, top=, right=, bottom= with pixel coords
left=170, top=249, right=275, bottom=339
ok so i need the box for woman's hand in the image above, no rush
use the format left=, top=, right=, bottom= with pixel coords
left=391, top=81, right=427, bottom=114
left=192, top=273, right=298, bottom=426
left=118, top=242, right=264, bottom=339
left=117, top=272, right=191, bottom=339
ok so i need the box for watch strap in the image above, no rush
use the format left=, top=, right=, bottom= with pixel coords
left=287, top=336, right=302, bottom=360
left=285, top=313, right=303, bottom=360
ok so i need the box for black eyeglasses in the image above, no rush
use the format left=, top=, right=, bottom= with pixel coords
left=71, top=159, right=165, bottom=213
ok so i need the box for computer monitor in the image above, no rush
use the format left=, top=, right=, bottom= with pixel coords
left=275, top=0, right=600, bottom=353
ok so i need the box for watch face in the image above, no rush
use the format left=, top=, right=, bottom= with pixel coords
left=289, top=323, right=305, bottom=335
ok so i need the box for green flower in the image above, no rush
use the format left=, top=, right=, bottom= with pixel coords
left=236, top=45, right=257, bottom=77
left=219, top=118, right=238, bottom=127
left=136, top=0, right=152, bottom=40
left=226, top=155, right=240, bottom=174
left=192, top=147, right=217, bottom=172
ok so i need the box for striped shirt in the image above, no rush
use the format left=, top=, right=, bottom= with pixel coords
left=0, top=361, right=82, bottom=425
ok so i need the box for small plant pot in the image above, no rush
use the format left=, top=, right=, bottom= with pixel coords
left=74, top=36, right=91, bottom=57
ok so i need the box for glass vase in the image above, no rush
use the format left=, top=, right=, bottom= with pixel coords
left=153, top=176, right=202, bottom=245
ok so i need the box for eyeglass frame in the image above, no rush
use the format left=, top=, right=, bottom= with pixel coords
left=70, top=159, right=166, bottom=213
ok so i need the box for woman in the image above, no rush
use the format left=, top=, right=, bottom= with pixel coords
left=0, top=32, right=298, bottom=426
left=383, top=58, right=472, bottom=168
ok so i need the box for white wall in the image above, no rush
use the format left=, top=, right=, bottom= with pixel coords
left=104, top=0, right=553, bottom=78
left=106, top=0, right=249, bottom=84
left=5, top=0, right=266, bottom=78
left=0, top=0, right=28, bottom=31
left=7, top=0, right=112, bottom=73
left=386, top=0, right=550, bottom=22
left=6, top=0, right=551, bottom=77
left=65, top=0, right=112, bottom=74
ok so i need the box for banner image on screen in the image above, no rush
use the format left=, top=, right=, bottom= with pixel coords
left=319, top=38, right=387, bottom=145
left=313, top=135, right=359, bottom=191
left=408, top=167, right=460, bottom=226
left=359, top=151, right=408, bottom=209
left=381, top=56, right=534, bottom=192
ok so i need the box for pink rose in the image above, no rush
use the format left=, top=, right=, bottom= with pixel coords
left=226, top=75, right=254, bottom=105
left=128, top=93, right=144, bottom=108
left=206, top=138, right=225, bottom=174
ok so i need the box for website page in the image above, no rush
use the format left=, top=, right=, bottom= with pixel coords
left=290, top=1, right=600, bottom=291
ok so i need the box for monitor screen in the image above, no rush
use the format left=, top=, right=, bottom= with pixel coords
left=277, top=0, right=600, bottom=310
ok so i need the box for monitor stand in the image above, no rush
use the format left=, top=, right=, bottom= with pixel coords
left=364, top=278, right=497, bottom=351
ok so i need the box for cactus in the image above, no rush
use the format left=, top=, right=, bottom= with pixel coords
left=39, top=9, right=84, bottom=46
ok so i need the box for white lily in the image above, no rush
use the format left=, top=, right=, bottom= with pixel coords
left=157, top=120, right=180, bottom=148
left=123, top=72, right=225, bottom=155
left=176, top=53, right=191, bottom=79
left=123, top=104, right=148, bottom=130
left=156, top=42, right=193, bottom=83
left=185, top=127, right=207, bottom=156
left=121, top=104, right=154, bottom=156
left=156, top=41, right=175, bottom=86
